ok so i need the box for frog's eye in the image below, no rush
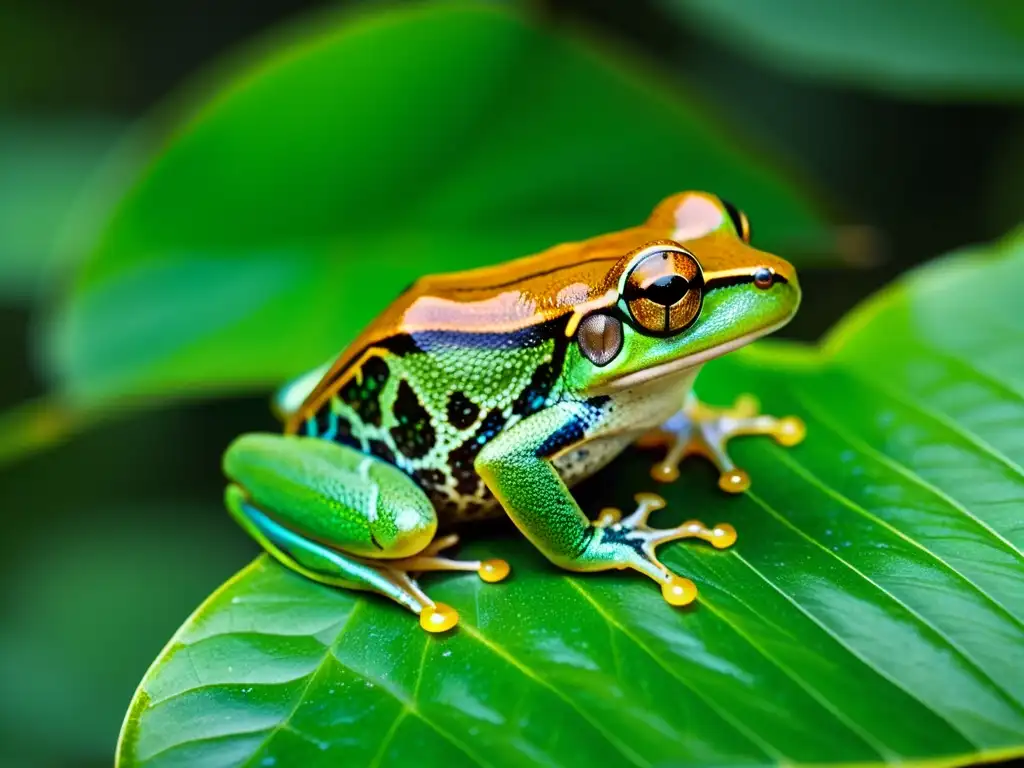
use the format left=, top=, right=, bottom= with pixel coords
left=753, top=267, right=774, bottom=289
left=720, top=198, right=751, bottom=243
left=577, top=313, right=623, bottom=367
left=623, top=247, right=704, bottom=335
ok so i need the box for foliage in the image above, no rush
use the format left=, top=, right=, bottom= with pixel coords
left=44, top=3, right=825, bottom=407
left=118, top=231, right=1024, bottom=767
left=667, top=0, right=1024, bottom=101
left=2, top=1, right=1023, bottom=767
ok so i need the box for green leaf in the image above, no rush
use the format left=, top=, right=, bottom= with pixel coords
left=666, top=0, right=1024, bottom=101
left=46, top=2, right=827, bottom=409
left=118, top=230, right=1024, bottom=767
left=0, top=116, right=129, bottom=302
left=0, top=504, right=252, bottom=765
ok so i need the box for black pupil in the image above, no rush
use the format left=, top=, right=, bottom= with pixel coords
left=644, top=274, right=689, bottom=306
left=754, top=268, right=772, bottom=285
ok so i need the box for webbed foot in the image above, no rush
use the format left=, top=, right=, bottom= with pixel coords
left=584, top=493, right=736, bottom=606
left=637, top=394, right=805, bottom=493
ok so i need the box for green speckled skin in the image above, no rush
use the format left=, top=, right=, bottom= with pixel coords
left=222, top=191, right=804, bottom=624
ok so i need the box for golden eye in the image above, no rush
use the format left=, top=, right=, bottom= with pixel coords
left=577, top=313, right=623, bottom=367
left=753, top=267, right=774, bottom=289
left=623, top=247, right=704, bottom=335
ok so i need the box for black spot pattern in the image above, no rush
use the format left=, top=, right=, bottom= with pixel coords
left=459, top=497, right=490, bottom=518
left=536, top=419, right=585, bottom=459
left=536, top=398, right=608, bottom=458
left=446, top=391, right=480, bottom=430
left=512, top=361, right=558, bottom=417
left=597, top=519, right=646, bottom=559
left=307, top=407, right=359, bottom=449
left=436, top=498, right=461, bottom=519
left=412, top=468, right=446, bottom=493
left=340, top=356, right=389, bottom=427
left=335, top=414, right=359, bottom=449
left=367, top=439, right=396, bottom=465
left=390, top=380, right=436, bottom=459
left=448, top=408, right=506, bottom=495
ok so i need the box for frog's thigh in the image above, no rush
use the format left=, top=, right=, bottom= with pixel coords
left=224, top=433, right=437, bottom=560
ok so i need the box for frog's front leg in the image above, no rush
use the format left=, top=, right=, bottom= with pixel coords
left=476, top=403, right=733, bottom=606
left=638, top=394, right=805, bottom=492
left=223, top=434, right=508, bottom=632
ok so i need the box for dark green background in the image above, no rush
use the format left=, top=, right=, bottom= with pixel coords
left=1, top=1, right=1021, bottom=766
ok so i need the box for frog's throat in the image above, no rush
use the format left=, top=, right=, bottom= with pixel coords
left=591, top=318, right=790, bottom=394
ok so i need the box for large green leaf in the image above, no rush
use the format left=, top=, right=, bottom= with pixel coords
left=666, top=0, right=1024, bottom=101
left=0, top=116, right=129, bottom=301
left=118, top=231, right=1024, bottom=767
left=45, top=2, right=827, bottom=409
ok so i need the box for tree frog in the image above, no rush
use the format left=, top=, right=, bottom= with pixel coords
left=223, top=191, right=805, bottom=632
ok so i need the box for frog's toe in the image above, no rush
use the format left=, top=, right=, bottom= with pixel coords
left=773, top=416, right=807, bottom=447
left=660, top=574, right=699, bottom=606
left=587, top=494, right=736, bottom=607
left=717, top=468, right=751, bottom=494
left=640, top=394, right=805, bottom=492
left=387, top=548, right=512, bottom=586
left=419, top=602, right=460, bottom=633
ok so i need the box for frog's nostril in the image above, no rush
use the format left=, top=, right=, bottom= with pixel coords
left=644, top=274, right=690, bottom=306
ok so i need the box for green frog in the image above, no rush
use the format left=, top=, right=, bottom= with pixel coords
left=223, top=191, right=805, bottom=632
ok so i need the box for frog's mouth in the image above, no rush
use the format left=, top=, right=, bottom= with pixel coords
left=593, top=318, right=789, bottom=394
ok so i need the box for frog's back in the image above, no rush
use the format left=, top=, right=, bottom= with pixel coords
left=286, top=232, right=641, bottom=520
left=285, top=194, right=740, bottom=520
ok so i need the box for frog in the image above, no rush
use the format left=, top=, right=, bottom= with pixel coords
left=223, top=191, right=805, bottom=633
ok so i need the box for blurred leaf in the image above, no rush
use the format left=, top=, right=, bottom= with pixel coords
left=0, top=117, right=129, bottom=301
left=667, top=0, right=1024, bottom=101
left=118, top=230, right=1024, bottom=767
left=0, top=504, right=252, bottom=766
left=46, top=2, right=828, bottom=410
left=0, top=398, right=93, bottom=466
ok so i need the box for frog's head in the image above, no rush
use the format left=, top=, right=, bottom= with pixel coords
left=562, top=191, right=800, bottom=395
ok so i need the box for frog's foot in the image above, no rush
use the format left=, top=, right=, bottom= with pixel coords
left=637, top=394, right=805, bottom=493
left=374, top=535, right=510, bottom=632
left=587, top=493, right=736, bottom=606
left=226, top=487, right=507, bottom=634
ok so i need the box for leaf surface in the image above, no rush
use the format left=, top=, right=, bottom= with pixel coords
left=118, top=230, right=1024, bottom=768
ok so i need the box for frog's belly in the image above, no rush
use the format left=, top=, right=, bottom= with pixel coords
left=552, top=432, right=639, bottom=489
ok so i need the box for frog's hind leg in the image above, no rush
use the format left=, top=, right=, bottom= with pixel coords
left=224, top=434, right=508, bottom=633
left=637, top=394, right=805, bottom=493
left=225, top=485, right=440, bottom=618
